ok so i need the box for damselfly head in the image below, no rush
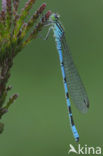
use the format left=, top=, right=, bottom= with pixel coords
left=50, top=13, right=60, bottom=21
left=44, top=13, right=60, bottom=26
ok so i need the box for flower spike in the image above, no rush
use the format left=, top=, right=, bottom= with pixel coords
left=0, top=0, right=52, bottom=133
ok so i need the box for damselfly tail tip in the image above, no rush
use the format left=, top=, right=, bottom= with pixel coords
left=76, top=137, right=79, bottom=142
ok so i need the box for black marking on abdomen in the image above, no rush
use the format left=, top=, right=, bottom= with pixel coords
left=64, top=77, right=66, bottom=83
left=68, top=106, right=74, bottom=125
left=66, top=92, right=69, bottom=99
left=68, top=106, right=72, bottom=114
left=61, top=61, right=64, bottom=66
left=70, top=116, right=74, bottom=126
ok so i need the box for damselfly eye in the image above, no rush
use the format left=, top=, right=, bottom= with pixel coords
left=54, top=14, right=59, bottom=19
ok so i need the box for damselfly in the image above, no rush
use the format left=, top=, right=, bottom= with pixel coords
left=43, top=13, right=89, bottom=142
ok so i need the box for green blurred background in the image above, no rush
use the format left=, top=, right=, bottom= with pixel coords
left=0, top=0, right=103, bottom=155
